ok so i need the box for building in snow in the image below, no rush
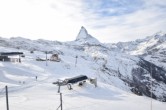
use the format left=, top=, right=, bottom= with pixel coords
left=50, top=54, right=60, bottom=62
left=0, top=52, right=24, bottom=62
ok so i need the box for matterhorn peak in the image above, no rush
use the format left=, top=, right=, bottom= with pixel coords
left=76, top=26, right=90, bottom=40
left=75, top=26, right=100, bottom=44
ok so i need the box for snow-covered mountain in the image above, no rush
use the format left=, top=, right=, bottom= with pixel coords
left=0, top=27, right=166, bottom=110
left=107, top=32, right=166, bottom=70
left=113, top=32, right=166, bottom=55
left=74, top=26, right=101, bottom=45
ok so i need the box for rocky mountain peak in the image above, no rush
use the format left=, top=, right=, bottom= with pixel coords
left=76, top=26, right=90, bottom=40
left=75, top=26, right=100, bottom=44
left=153, top=31, right=166, bottom=41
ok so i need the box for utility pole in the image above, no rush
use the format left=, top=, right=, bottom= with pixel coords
left=150, top=64, right=153, bottom=110
left=5, top=86, right=9, bottom=110
left=45, top=51, right=48, bottom=66
left=19, top=55, right=21, bottom=63
left=60, top=93, right=63, bottom=110
left=58, top=82, right=61, bottom=93
left=75, top=55, right=78, bottom=67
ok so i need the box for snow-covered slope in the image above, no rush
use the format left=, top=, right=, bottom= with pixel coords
left=107, top=32, right=166, bottom=55
left=107, top=32, right=166, bottom=70
left=0, top=46, right=166, bottom=110
left=129, top=32, right=166, bottom=56
left=0, top=27, right=166, bottom=110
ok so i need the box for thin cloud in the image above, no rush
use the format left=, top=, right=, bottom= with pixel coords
left=0, top=0, right=165, bottom=43
left=82, top=0, right=144, bottom=17
left=80, top=0, right=166, bottom=42
left=0, top=0, right=84, bottom=41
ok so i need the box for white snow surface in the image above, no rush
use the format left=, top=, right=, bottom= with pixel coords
left=0, top=29, right=166, bottom=110
left=0, top=46, right=166, bottom=110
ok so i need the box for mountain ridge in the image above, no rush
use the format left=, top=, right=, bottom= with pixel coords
left=0, top=27, right=166, bottom=101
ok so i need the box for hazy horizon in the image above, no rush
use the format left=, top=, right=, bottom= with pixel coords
left=0, top=0, right=165, bottom=43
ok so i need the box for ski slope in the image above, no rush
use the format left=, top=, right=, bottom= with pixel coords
left=1, top=80, right=166, bottom=110
left=0, top=47, right=166, bottom=110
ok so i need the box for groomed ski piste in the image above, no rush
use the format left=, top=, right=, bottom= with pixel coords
left=0, top=46, right=166, bottom=110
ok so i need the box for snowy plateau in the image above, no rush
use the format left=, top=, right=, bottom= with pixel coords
left=0, top=27, right=166, bottom=110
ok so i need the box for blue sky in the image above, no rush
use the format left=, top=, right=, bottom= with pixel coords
left=83, top=0, right=144, bottom=17
left=0, top=0, right=165, bottom=43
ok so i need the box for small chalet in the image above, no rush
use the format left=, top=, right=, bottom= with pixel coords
left=0, top=52, right=24, bottom=62
left=50, top=54, right=60, bottom=62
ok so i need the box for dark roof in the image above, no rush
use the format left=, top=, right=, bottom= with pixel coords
left=0, top=52, right=24, bottom=56
left=66, top=75, right=88, bottom=84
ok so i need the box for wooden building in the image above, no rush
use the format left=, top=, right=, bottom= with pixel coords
left=50, top=54, right=60, bottom=62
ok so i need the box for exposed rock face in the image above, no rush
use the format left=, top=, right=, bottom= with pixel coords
left=130, top=59, right=166, bottom=101
left=76, top=26, right=89, bottom=40
left=75, top=26, right=100, bottom=45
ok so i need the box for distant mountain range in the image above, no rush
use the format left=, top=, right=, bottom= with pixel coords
left=0, top=27, right=166, bottom=101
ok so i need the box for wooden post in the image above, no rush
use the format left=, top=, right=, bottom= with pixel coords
left=60, top=93, right=63, bottom=110
left=5, top=86, right=9, bottom=110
